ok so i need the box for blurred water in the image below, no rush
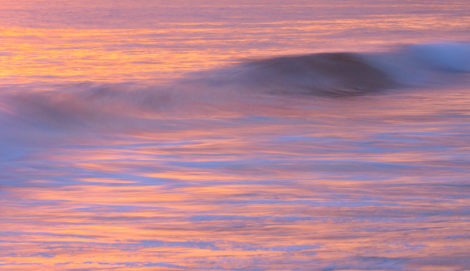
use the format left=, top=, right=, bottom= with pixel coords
left=1, top=1, right=470, bottom=270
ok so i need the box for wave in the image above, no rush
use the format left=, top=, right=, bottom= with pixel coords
left=1, top=41, right=470, bottom=131
left=230, top=52, right=398, bottom=96
left=197, top=41, right=470, bottom=96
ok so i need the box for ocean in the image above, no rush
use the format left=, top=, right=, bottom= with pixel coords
left=1, top=0, right=470, bottom=270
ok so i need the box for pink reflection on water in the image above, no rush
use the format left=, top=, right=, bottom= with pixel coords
left=2, top=83, right=470, bottom=269
left=1, top=0, right=470, bottom=270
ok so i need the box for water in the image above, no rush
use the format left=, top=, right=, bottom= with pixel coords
left=1, top=1, right=470, bottom=270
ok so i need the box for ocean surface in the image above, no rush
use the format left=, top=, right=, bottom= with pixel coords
left=1, top=0, right=470, bottom=270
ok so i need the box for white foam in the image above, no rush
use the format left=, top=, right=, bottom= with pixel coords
left=407, top=42, right=470, bottom=72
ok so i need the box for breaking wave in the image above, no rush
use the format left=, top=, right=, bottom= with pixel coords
left=200, top=41, right=470, bottom=96
left=1, top=41, right=470, bottom=130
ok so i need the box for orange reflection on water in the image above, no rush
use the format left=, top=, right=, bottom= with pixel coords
left=1, top=86, right=470, bottom=269
left=2, top=1, right=470, bottom=84
left=2, top=0, right=470, bottom=270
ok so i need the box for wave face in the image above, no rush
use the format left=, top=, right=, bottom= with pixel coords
left=202, top=42, right=470, bottom=96
left=237, top=53, right=397, bottom=96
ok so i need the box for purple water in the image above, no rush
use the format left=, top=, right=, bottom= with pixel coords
left=1, top=0, right=470, bottom=270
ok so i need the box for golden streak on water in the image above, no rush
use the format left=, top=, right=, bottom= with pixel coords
left=1, top=0, right=470, bottom=270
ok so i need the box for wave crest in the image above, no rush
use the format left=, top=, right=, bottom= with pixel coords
left=203, top=41, right=470, bottom=96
